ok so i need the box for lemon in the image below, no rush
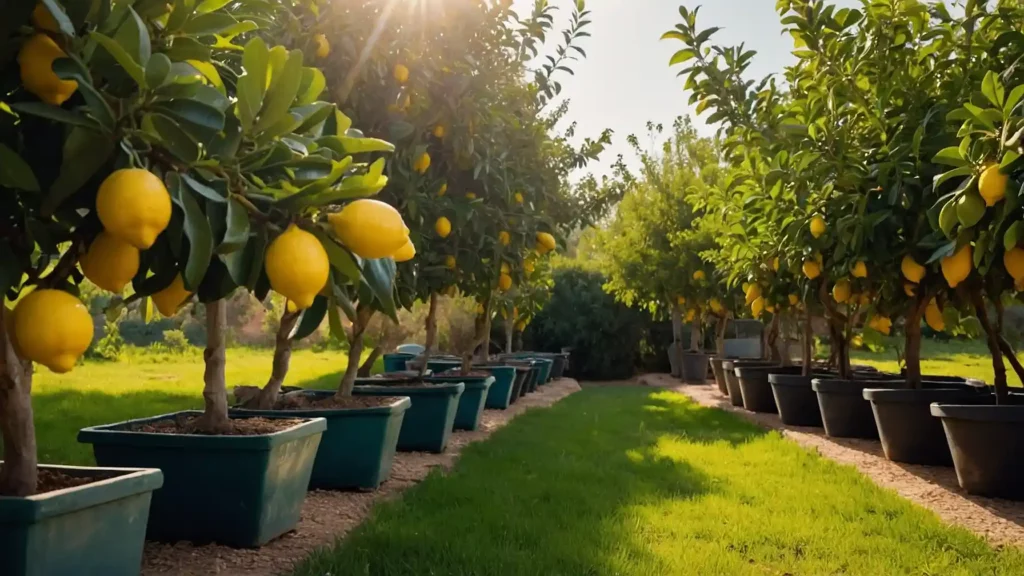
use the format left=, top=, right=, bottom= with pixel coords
left=710, top=298, right=723, bottom=314
left=832, top=279, right=852, bottom=303
left=802, top=259, right=821, bottom=280
left=751, top=297, right=765, bottom=318
left=466, top=192, right=477, bottom=200
left=693, top=270, right=706, bottom=281
left=904, top=282, right=917, bottom=297
left=329, top=199, right=409, bottom=259
left=32, top=3, right=59, bottom=32
left=438, top=182, right=448, bottom=196
left=868, top=314, right=892, bottom=335
left=514, top=192, right=524, bottom=204
left=772, top=257, right=780, bottom=272
left=745, top=284, right=761, bottom=305
left=152, top=274, right=191, bottom=317
left=515, top=320, right=527, bottom=331
left=765, top=303, right=776, bottom=314
left=435, top=216, right=452, bottom=238
left=80, top=232, right=140, bottom=293
left=314, top=34, right=330, bottom=58
left=96, top=168, right=172, bottom=249
left=788, top=294, right=799, bottom=306
left=523, top=258, right=535, bottom=274
left=393, top=240, right=416, bottom=262
left=536, top=232, right=557, bottom=254
left=810, top=215, right=826, bottom=239
left=413, top=152, right=431, bottom=174
left=850, top=261, right=868, bottom=278
left=901, top=255, right=925, bottom=284
left=676, top=295, right=686, bottom=306
left=266, top=225, right=329, bottom=310
left=1004, top=247, right=1024, bottom=280
left=498, top=273, right=513, bottom=291
left=433, top=125, right=446, bottom=138
left=393, top=63, right=409, bottom=84
left=979, top=163, right=1008, bottom=207
left=925, top=298, right=945, bottom=332
left=941, top=245, right=972, bottom=288
left=13, top=289, right=92, bottom=373
left=685, top=308, right=696, bottom=322
left=19, top=34, right=78, bottom=106
left=498, top=231, right=510, bottom=246
left=445, top=255, right=457, bottom=269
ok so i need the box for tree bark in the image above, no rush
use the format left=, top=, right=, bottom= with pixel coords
left=241, top=309, right=301, bottom=410
left=972, top=288, right=1008, bottom=404
left=669, top=300, right=682, bottom=377
left=505, top=309, right=514, bottom=355
left=358, top=346, right=383, bottom=377
left=479, top=308, right=492, bottom=362
left=715, top=314, right=728, bottom=357
left=0, top=306, right=36, bottom=496
left=904, top=297, right=927, bottom=389
left=195, top=300, right=233, bottom=434
left=767, top=313, right=782, bottom=364
left=416, top=293, right=439, bottom=377
left=690, top=320, right=701, bottom=353
left=801, top=310, right=813, bottom=376
left=337, top=306, right=373, bottom=398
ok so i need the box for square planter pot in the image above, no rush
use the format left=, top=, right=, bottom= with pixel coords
left=474, top=366, right=517, bottom=409
left=353, top=383, right=464, bottom=453
left=382, top=353, right=416, bottom=373
left=232, top=393, right=411, bottom=490
left=0, top=464, right=162, bottom=576
left=931, top=402, right=1024, bottom=499
left=505, top=365, right=530, bottom=402
left=426, top=358, right=463, bottom=373
left=78, top=411, right=326, bottom=548
left=426, top=374, right=495, bottom=430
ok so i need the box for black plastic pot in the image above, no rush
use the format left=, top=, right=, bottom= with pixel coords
left=722, top=360, right=775, bottom=407
left=931, top=402, right=1024, bottom=499
left=709, top=357, right=729, bottom=396
left=680, top=352, right=710, bottom=384
left=770, top=372, right=830, bottom=426
left=812, top=379, right=908, bottom=439
left=865, top=387, right=986, bottom=466
left=736, top=366, right=804, bottom=413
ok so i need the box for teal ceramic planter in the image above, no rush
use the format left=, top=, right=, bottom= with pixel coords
left=532, top=358, right=554, bottom=385
left=353, top=383, right=464, bottom=453
left=78, top=411, right=325, bottom=548
left=475, top=366, right=517, bottom=409
left=0, top=464, right=162, bottom=576
left=383, top=353, right=415, bottom=373
left=426, top=358, right=463, bottom=373
left=232, top=394, right=410, bottom=490
left=426, top=375, right=495, bottom=430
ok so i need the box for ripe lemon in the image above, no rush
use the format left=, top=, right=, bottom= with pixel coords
left=266, top=225, right=329, bottom=310
left=329, top=199, right=409, bottom=259
left=435, top=216, right=452, bottom=238
left=314, top=34, right=330, bottom=58
left=438, top=182, right=448, bottom=196
left=445, top=255, right=457, bottom=269
left=941, top=245, right=972, bottom=288
left=393, top=63, right=409, bottom=84
left=498, top=273, right=513, bottom=291
left=433, top=125, right=446, bottom=138
left=32, top=3, right=59, bottom=32
left=393, top=240, right=416, bottom=262
left=751, top=296, right=765, bottom=318
left=514, top=192, right=524, bottom=204
left=685, top=308, right=696, bottom=322
left=745, top=284, right=761, bottom=305
left=96, top=168, right=172, bottom=249
left=19, top=34, right=78, bottom=106
left=677, top=296, right=686, bottom=306
left=80, top=232, right=140, bottom=293
left=500, top=262, right=511, bottom=275
left=1004, top=247, right=1024, bottom=281
left=851, top=261, right=868, bottom=278
left=710, top=298, right=723, bottom=314
left=789, top=294, right=800, bottom=306
left=14, top=289, right=92, bottom=373
left=536, top=232, right=556, bottom=254
left=832, top=279, right=852, bottom=303
left=772, top=257, right=780, bottom=272
left=515, top=320, right=527, bottom=331
left=868, top=314, right=892, bottom=335
left=765, top=303, right=776, bottom=314
left=904, top=282, right=917, bottom=297
left=979, top=163, right=1007, bottom=207
left=524, top=258, right=535, bottom=274
left=901, top=255, right=926, bottom=284
left=925, top=298, right=945, bottom=332
left=693, top=270, right=706, bottom=281
left=465, top=192, right=477, bottom=200
left=802, top=259, right=821, bottom=280
left=498, top=231, right=510, bottom=246
left=810, top=215, right=826, bottom=239
left=413, top=152, right=431, bottom=174
left=152, top=274, right=191, bottom=317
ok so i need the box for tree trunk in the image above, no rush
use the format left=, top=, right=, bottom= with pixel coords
left=358, top=346, right=383, bottom=377
left=767, top=313, right=782, bottom=364
left=715, top=314, right=728, bottom=357
left=416, top=293, right=439, bottom=377
left=972, top=288, right=1008, bottom=403
left=337, top=306, right=372, bottom=398
left=479, top=309, right=492, bottom=362
left=690, top=320, right=701, bottom=353
left=465, top=310, right=489, bottom=374
left=904, top=297, right=926, bottom=389
left=802, top=310, right=813, bottom=377
left=0, top=307, right=36, bottom=496
left=669, top=300, right=682, bottom=377
left=194, top=300, right=233, bottom=434
left=833, top=321, right=851, bottom=379
left=505, top=310, right=514, bottom=354
left=242, top=309, right=301, bottom=410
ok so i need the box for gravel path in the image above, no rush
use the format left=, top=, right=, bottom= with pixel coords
left=645, top=373, right=1024, bottom=549
left=141, top=378, right=582, bottom=576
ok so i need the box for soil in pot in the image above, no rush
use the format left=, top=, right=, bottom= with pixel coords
left=931, top=402, right=1024, bottom=499
left=0, top=464, right=163, bottom=576
left=78, top=411, right=325, bottom=547
left=813, top=379, right=909, bottom=439
left=865, top=388, right=986, bottom=466
left=680, top=352, right=710, bottom=385
left=353, top=382, right=464, bottom=453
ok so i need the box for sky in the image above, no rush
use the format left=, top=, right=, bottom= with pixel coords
left=510, top=0, right=858, bottom=179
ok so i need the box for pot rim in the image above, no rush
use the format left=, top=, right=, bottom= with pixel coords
left=863, top=388, right=984, bottom=404
left=812, top=379, right=908, bottom=394
left=930, top=403, right=1024, bottom=422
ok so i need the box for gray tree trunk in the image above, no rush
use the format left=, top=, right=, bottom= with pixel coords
left=0, top=306, right=36, bottom=496
left=337, top=306, right=373, bottom=398
left=669, top=300, right=682, bottom=376
left=195, top=300, right=233, bottom=434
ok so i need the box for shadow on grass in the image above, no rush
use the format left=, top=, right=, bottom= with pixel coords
left=291, top=387, right=767, bottom=576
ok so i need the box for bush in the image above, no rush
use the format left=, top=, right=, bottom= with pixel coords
left=161, top=330, right=190, bottom=353
left=119, top=318, right=176, bottom=347
left=88, top=321, right=125, bottom=361
left=525, top=268, right=647, bottom=380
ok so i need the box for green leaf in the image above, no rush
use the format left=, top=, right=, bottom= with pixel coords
left=1006, top=221, right=1024, bottom=251
left=253, top=49, right=304, bottom=135
left=933, top=166, right=973, bottom=190
left=1005, top=84, right=1024, bottom=116
left=360, top=258, right=398, bottom=321
left=145, top=53, right=172, bottom=88
left=295, top=68, right=327, bottom=106
left=152, top=100, right=226, bottom=134
left=309, top=226, right=361, bottom=283
left=926, top=241, right=957, bottom=264
left=168, top=173, right=213, bottom=290
left=224, top=225, right=265, bottom=289
left=291, top=296, right=327, bottom=340
left=181, top=173, right=226, bottom=202
left=40, top=0, right=76, bottom=36
left=165, top=0, right=195, bottom=32
left=659, top=31, right=686, bottom=41
left=116, top=7, right=152, bottom=66
left=9, top=102, right=103, bottom=130
left=238, top=37, right=269, bottom=133
left=52, top=59, right=115, bottom=129
left=932, top=146, right=968, bottom=167
left=982, top=70, right=1006, bottom=109
left=1001, top=150, right=1023, bottom=172
left=326, top=288, right=346, bottom=341
left=143, top=113, right=200, bottom=162
left=669, top=49, right=696, bottom=66
left=217, top=198, right=249, bottom=254
left=182, top=12, right=238, bottom=35
left=337, top=136, right=395, bottom=154
left=43, top=127, right=114, bottom=216
left=294, top=102, right=336, bottom=134
left=164, top=37, right=211, bottom=62
left=185, top=59, right=225, bottom=95
left=0, top=144, right=40, bottom=192
left=195, top=0, right=233, bottom=13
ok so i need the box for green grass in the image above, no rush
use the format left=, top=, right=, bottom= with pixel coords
left=852, top=337, right=1023, bottom=387
left=31, top=347, right=361, bottom=465
left=294, top=387, right=1024, bottom=576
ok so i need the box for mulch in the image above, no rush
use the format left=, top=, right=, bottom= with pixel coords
left=132, top=415, right=302, bottom=436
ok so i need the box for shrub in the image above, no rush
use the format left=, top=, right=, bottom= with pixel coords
left=89, top=321, right=125, bottom=361
left=162, top=330, right=190, bottom=353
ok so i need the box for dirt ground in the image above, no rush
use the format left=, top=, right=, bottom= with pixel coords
left=645, top=373, right=1024, bottom=549
left=141, top=378, right=582, bottom=576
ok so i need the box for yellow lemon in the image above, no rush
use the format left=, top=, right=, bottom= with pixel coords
left=523, top=258, right=535, bottom=274
left=904, top=282, right=917, bottom=297
left=745, top=284, right=761, bottom=305
left=685, top=308, right=696, bottom=322
left=96, top=168, right=172, bottom=250
left=498, top=231, right=510, bottom=246
left=500, top=262, right=511, bottom=275
left=710, top=299, right=723, bottom=314
left=13, top=289, right=92, bottom=373
left=536, top=232, right=557, bottom=254
left=751, top=297, right=765, bottom=318
left=475, top=303, right=485, bottom=315
left=32, top=3, right=59, bottom=32
left=465, top=192, right=477, bottom=200
left=433, top=125, right=446, bottom=138
left=19, top=34, right=78, bottom=106
left=514, top=192, right=524, bottom=204
left=693, top=270, right=706, bottom=281
left=979, top=163, right=1008, bottom=207
left=1004, top=247, right=1024, bottom=281
left=677, top=295, right=686, bottom=306
left=925, top=298, right=945, bottom=332
left=788, top=294, right=799, bottom=306
left=851, top=261, right=868, bottom=278
left=765, top=303, right=776, bottom=314
left=871, top=315, right=892, bottom=335
left=413, top=152, right=431, bottom=174
left=803, top=259, right=821, bottom=280
left=393, top=64, right=409, bottom=84
left=941, top=245, right=972, bottom=288
left=832, top=279, right=852, bottom=304
left=810, top=215, right=826, bottom=239
left=314, top=34, right=330, bottom=58
left=393, top=240, right=416, bottom=262
left=498, top=273, right=513, bottom=291
left=265, top=225, right=329, bottom=310
left=152, top=274, right=191, bottom=317
left=901, top=255, right=926, bottom=284
left=80, top=232, right=140, bottom=293
left=515, top=320, right=527, bottom=331
left=438, top=182, right=448, bottom=196
left=328, top=199, right=409, bottom=259
left=772, top=257, right=780, bottom=272
left=445, top=255, right=457, bottom=269
left=435, top=216, right=452, bottom=238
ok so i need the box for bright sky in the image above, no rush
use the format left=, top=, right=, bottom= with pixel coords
left=511, top=0, right=857, bottom=178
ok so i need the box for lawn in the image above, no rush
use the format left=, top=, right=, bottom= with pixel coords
left=852, top=337, right=1023, bottom=387
left=294, top=386, right=1024, bottom=576
left=31, top=347, right=361, bottom=465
